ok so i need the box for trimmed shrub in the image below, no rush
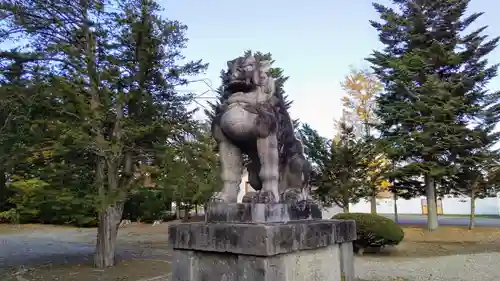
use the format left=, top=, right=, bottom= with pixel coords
left=333, top=212, right=404, bottom=254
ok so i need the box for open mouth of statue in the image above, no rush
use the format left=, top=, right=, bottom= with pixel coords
left=227, top=80, right=255, bottom=93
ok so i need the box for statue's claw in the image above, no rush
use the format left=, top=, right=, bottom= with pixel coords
left=256, top=191, right=278, bottom=204
left=281, top=189, right=301, bottom=204
left=241, top=191, right=258, bottom=203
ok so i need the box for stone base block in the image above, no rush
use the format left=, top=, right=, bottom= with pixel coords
left=169, top=219, right=356, bottom=281
left=206, top=202, right=322, bottom=223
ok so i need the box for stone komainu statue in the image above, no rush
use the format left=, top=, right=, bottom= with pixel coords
left=211, top=53, right=312, bottom=204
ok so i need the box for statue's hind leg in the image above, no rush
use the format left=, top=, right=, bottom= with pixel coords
left=256, top=133, right=279, bottom=203
left=219, top=141, right=243, bottom=203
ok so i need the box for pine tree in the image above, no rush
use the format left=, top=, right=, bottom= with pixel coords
left=158, top=121, right=220, bottom=218
left=450, top=114, right=500, bottom=229
left=300, top=123, right=370, bottom=212
left=453, top=151, right=499, bottom=229
left=368, top=0, right=500, bottom=230
left=0, top=0, right=206, bottom=266
left=0, top=48, right=99, bottom=225
left=0, top=53, right=34, bottom=212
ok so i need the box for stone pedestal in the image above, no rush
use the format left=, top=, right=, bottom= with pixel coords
left=168, top=203, right=356, bottom=281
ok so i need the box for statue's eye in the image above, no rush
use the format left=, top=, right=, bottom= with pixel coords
left=244, top=65, right=253, bottom=71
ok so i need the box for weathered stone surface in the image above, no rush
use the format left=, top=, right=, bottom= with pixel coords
left=206, top=202, right=322, bottom=223
left=168, top=219, right=356, bottom=257
left=172, top=250, right=238, bottom=281
left=171, top=244, right=342, bottom=281
left=237, top=255, right=285, bottom=281
left=339, top=242, right=355, bottom=281
left=169, top=218, right=356, bottom=281
left=171, top=250, right=198, bottom=281
left=279, top=245, right=341, bottom=281
left=334, top=219, right=358, bottom=243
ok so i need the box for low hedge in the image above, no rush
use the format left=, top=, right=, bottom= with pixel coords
left=333, top=212, right=404, bottom=254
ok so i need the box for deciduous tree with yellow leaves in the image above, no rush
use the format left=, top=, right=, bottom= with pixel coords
left=340, top=67, right=390, bottom=214
left=340, top=67, right=382, bottom=137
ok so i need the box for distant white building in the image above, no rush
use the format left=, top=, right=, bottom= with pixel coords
left=238, top=169, right=255, bottom=202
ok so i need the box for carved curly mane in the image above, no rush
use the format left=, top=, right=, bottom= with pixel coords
left=274, top=90, right=312, bottom=199
left=274, top=92, right=304, bottom=168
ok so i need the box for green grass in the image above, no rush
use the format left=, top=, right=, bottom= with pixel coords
left=439, top=214, right=500, bottom=218
left=381, top=213, right=500, bottom=219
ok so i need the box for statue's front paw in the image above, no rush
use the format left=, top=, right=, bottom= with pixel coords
left=256, top=191, right=278, bottom=204
left=281, top=189, right=301, bottom=204
left=242, top=192, right=258, bottom=203
left=210, top=195, right=225, bottom=203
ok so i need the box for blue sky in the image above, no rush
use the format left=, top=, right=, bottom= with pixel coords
left=162, top=0, right=500, bottom=138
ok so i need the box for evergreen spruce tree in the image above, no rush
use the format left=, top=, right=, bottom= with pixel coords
left=299, top=123, right=370, bottom=212
left=1, top=0, right=206, bottom=266
left=368, top=0, right=500, bottom=230
left=0, top=53, right=36, bottom=212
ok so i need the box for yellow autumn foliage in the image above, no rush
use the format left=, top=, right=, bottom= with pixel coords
left=338, top=67, right=389, bottom=195
left=366, top=153, right=391, bottom=193
left=340, top=67, right=382, bottom=126
left=23, top=149, right=55, bottom=164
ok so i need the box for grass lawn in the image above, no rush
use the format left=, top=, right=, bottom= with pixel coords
left=438, top=214, right=500, bottom=218
left=381, top=213, right=500, bottom=219
left=363, top=225, right=500, bottom=258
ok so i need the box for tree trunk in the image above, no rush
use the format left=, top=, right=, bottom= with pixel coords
left=469, top=189, right=476, bottom=230
left=183, top=205, right=189, bottom=220
left=94, top=158, right=127, bottom=268
left=175, top=201, right=181, bottom=219
left=0, top=169, right=6, bottom=211
left=94, top=203, right=124, bottom=268
left=425, top=175, right=439, bottom=231
left=343, top=203, right=350, bottom=213
left=342, top=195, right=350, bottom=213
left=203, top=203, right=209, bottom=222
left=370, top=194, right=377, bottom=214
left=393, top=192, right=399, bottom=224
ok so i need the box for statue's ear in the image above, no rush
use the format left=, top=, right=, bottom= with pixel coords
left=259, top=60, right=271, bottom=73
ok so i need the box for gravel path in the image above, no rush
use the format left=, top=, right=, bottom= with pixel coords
left=356, top=253, right=500, bottom=281
left=2, top=225, right=500, bottom=281
left=0, top=229, right=94, bottom=271
left=0, top=226, right=171, bottom=276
